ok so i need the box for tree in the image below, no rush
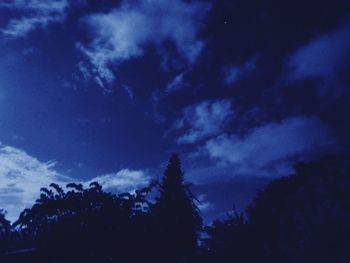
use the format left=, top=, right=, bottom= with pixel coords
left=202, top=208, right=257, bottom=263
left=0, top=209, right=11, bottom=255
left=246, top=156, right=350, bottom=263
left=14, top=182, right=156, bottom=263
left=0, top=209, right=10, bottom=232
left=199, top=156, right=350, bottom=263
left=155, top=154, right=202, bottom=262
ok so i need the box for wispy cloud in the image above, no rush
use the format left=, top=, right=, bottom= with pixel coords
left=0, top=143, right=149, bottom=222
left=0, top=144, right=70, bottom=222
left=224, top=57, right=257, bottom=86
left=175, top=99, right=234, bottom=144
left=165, top=71, right=187, bottom=93
left=0, top=0, right=69, bottom=38
left=204, top=116, right=336, bottom=177
left=285, top=18, right=350, bottom=95
left=78, top=0, right=210, bottom=88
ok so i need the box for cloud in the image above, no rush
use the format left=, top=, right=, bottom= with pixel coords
left=87, top=169, right=150, bottom=193
left=78, top=0, right=210, bottom=87
left=0, top=0, right=69, bottom=38
left=165, top=71, right=187, bottom=93
left=0, top=144, right=71, bottom=222
left=175, top=99, right=234, bottom=144
left=286, top=18, right=350, bottom=91
left=204, top=116, right=336, bottom=177
left=224, top=57, right=257, bottom=85
left=0, top=143, right=150, bottom=222
left=196, top=194, right=214, bottom=212
left=122, top=84, right=134, bottom=99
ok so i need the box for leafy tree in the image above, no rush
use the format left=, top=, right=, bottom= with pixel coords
left=154, top=154, right=202, bottom=262
left=201, top=156, right=350, bottom=263
left=14, top=182, right=156, bottom=263
left=247, top=156, right=350, bottom=263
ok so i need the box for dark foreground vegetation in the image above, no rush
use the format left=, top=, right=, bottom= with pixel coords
left=1, top=154, right=350, bottom=263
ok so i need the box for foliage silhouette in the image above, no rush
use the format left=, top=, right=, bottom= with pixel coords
left=2, top=155, right=350, bottom=263
left=201, top=207, right=257, bottom=262
left=202, top=156, right=350, bottom=263
left=246, top=156, right=350, bottom=263
left=12, top=181, right=157, bottom=263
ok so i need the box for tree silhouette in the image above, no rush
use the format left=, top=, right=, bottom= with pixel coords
left=199, top=156, right=350, bottom=263
left=13, top=182, right=156, bottom=263
left=0, top=209, right=10, bottom=232
left=202, top=208, right=257, bottom=262
left=246, top=156, right=350, bottom=263
left=3, top=154, right=350, bottom=263
left=154, top=154, right=202, bottom=262
left=0, top=209, right=11, bottom=255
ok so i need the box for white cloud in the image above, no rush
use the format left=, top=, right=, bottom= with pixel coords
left=0, top=0, right=69, bottom=38
left=205, top=116, right=336, bottom=176
left=0, top=143, right=149, bottom=222
left=0, top=144, right=71, bottom=222
left=176, top=99, right=234, bottom=144
left=87, top=169, right=150, bottom=193
left=286, top=19, right=350, bottom=83
left=79, top=0, right=210, bottom=86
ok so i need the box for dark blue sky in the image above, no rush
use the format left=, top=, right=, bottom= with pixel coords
left=0, top=0, right=349, bottom=222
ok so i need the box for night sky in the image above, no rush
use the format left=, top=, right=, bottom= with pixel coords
left=0, top=0, right=349, bottom=223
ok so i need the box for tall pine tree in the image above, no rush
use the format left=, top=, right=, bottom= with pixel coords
left=155, top=154, right=202, bottom=262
